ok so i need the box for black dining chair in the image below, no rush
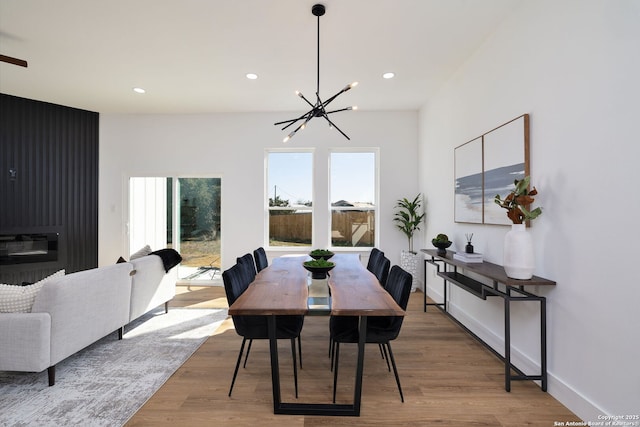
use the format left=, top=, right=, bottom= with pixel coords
left=329, top=265, right=412, bottom=403
left=236, top=253, right=257, bottom=285
left=223, top=263, right=304, bottom=397
left=371, top=255, right=391, bottom=288
left=366, top=248, right=384, bottom=273
left=253, top=247, right=268, bottom=272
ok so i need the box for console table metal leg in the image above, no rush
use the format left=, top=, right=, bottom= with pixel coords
left=504, top=296, right=511, bottom=392
left=423, top=260, right=428, bottom=312
left=541, top=297, right=547, bottom=392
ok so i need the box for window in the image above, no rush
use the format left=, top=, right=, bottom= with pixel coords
left=329, top=150, right=377, bottom=248
left=129, top=177, right=221, bottom=282
left=266, top=150, right=313, bottom=247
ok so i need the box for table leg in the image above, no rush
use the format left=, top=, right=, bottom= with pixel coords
left=268, top=315, right=282, bottom=411
left=352, top=315, right=367, bottom=415
left=265, top=314, right=366, bottom=416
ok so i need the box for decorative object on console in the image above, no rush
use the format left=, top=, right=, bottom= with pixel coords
left=431, top=234, right=452, bottom=256
left=394, top=194, right=426, bottom=291
left=453, top=252, right=483, bottom=263
left=494, top=176, right=542, bottom=279
left=274, top=4, right=358, bottom=142
left=465, top=233, right=474, bottom=253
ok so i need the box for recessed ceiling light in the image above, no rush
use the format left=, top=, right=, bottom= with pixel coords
left=382, top=72, right=395, bottom=79
left=133, top=87, right=146, bottom=94
left=246, top=73, right=258, bottom=80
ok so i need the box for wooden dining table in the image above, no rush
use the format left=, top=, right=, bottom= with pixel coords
left=227, top=253, right=405, bottom=416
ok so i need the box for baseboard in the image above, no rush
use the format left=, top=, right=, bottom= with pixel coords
left=425, top=285, right=604, bottom=421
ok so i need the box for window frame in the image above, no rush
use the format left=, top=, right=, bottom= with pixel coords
left=328, top=148, right=379, bottom=250
left=264, top=148, right=315, bottom=250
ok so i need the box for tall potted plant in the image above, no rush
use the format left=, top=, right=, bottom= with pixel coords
left=393, top=194, right=426, bottom=291
left=494, top=176, right=542, bottom=279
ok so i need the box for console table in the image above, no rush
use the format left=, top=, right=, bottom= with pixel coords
left=420, top=249, right=555, bottom=392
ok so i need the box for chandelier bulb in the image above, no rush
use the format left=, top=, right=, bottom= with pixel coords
left=352, top=106, right=358, bottom=110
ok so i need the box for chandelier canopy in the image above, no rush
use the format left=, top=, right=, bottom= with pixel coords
left=274, top=4, right=358, bottom=142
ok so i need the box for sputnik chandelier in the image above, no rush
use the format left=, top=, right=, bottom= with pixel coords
left=274, top=3, right=358, bottom=142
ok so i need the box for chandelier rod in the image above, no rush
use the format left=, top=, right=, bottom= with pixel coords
left=316, top=11, right=320, bottom=96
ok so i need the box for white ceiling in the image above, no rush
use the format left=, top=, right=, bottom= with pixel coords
left=0, top=0, right=522, bottom=114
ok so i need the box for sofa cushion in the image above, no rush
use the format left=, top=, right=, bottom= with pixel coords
left=0, top=270, right=65, bottom=313
left=130, top=245, right=152, bottom=260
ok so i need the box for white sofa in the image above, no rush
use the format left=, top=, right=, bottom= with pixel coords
left=0, top=254, right=177, bottom=386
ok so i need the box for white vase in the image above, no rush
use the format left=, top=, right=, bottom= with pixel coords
left=503, top=224, right=534, bottom=280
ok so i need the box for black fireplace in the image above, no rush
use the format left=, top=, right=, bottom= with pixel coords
left=0, top=233, right=59, bottom=265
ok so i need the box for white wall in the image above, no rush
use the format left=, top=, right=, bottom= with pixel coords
left=419, top=0, right=640, bottom=420
left=99, top=111, right=419, bottom=271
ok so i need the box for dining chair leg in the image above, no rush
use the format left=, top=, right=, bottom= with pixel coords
left=330, top=339, right=336, bottom=371
left=290, top=338, right=298, bottom=398
left=378, top=343, right=386, bottom=359
left=381, top=343, right=391, bottom=372
left=386, top=342, right=404, bottom=402
left=298, top=335, right=303, bottom=369
left=229, top=337, right=247, bottom=397
left=243, top=338, right=253, bottom=368
left=332, top=342, right=340, bottom=403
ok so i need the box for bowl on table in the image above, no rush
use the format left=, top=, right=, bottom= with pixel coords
left=303, top=259, right=335, bottom=279
left=309, top=249, right=335, bottom=261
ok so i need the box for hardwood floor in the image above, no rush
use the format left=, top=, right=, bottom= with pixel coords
left=126, top=285, right=579, bottom=426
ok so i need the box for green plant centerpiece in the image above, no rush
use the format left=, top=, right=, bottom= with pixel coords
left=309, top=248, right=335, bottom=260
left=494, top=176, right=542, bottom=224
left=393, top=194, right=426, bottom=253
left=431, top=233, right=452, bottom=256
left=303, top=258, right=336, bottom=279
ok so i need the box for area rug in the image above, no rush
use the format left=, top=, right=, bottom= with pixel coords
left=0, top=307, right=227, bottom=427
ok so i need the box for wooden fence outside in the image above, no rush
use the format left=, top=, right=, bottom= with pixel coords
left=269, top=211, right=375, bottom=246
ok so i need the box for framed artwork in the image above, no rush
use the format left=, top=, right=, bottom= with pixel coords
left=483, top=115, right=529, bottom=225
left=453, top=114, right=530, bottom=225
left=454, top=137, right=483, bottom=224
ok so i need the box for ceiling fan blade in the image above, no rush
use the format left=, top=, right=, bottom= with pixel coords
left=0, top=54, right=28, bottom=67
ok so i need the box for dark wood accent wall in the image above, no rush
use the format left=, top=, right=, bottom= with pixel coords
left=0, top=93, right=99, bottom=283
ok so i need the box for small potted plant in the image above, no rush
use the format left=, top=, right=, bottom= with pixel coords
left=309, top=248, right=334, bottom=260
left=393, top=194, right=426, bottom=291
left=493, top=176, right=542, bottom=279
left=431, top=233, right=452, bottom=256
left=303, top=258, right=335, bottom=279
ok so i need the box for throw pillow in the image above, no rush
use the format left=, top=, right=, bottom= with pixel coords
left=0, top=269, right=65, bottom=313
left=130, top=245, right=152, bottom=260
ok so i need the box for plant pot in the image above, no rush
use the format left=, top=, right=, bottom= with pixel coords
left=503, top=224, right=534, bottom=280
left=400, top=250, right=422, bottom=292
left=432, top=240, right=452, bottom=256
left=303, top=263, right=335, bottom=280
